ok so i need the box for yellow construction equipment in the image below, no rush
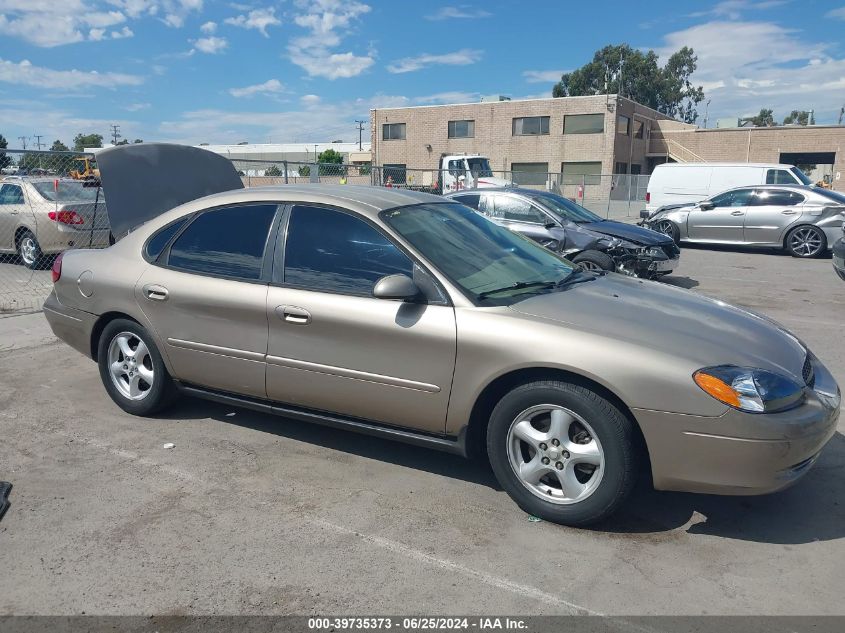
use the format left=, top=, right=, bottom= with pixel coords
left=69, top=156, right=100, bottom=181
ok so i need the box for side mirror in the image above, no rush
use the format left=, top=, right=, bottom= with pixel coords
left=544, top=221, right=557, bottom=229
left=639, top=209, right=650, bottom=219
left=699, top=201, right=714, bottom=210
left=373, top=274, right=421, bottom=301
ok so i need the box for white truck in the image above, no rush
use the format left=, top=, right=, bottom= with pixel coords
left=438, top=154, right=511, bottom=193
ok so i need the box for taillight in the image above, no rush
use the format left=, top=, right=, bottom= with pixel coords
left=48, top=209, right=84, bottom=225
left=645, top=192, right=651, bottom=203
left=52, top=252, right=63, bottom=283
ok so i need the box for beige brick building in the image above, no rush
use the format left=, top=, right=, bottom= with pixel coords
left=370, top=95, right=845, bottom=191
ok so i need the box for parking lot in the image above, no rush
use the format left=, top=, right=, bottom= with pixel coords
left=0, top=244, right=842, bottom=617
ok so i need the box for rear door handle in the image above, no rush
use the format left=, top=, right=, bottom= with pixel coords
left=143, top=284, right=169, bottom=301
left=276, top=305, right=311, bottom=325
left=730, top=210, right=745, bottom=216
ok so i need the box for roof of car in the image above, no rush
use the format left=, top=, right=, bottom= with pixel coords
left=446, top=187, right=557, bottom=198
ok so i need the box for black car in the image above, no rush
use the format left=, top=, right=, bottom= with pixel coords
left=446, top=188, right=680, bottom=278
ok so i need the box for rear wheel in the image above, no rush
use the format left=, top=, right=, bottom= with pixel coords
left=487, top=380, right=639, bottom=526
left=97, top=319, right=178, bottom=416
left=785, top=225, right=826, bottom=258
left=17, top=230, right=45, bottom=270
left=572, top=250, right=615, bottom=273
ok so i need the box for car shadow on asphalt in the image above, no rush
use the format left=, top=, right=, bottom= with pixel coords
left=160, top=397, right=502, bottom=490
left=660, top=275, right=699, bottom=290
left=679, top=242, right=833, bottom=260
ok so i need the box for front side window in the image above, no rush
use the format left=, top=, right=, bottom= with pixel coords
left=284, top=205, right=414, bottom=295
left=766, top=169, right=798, bottom=185
left=448, top=120, right=475, bottom=138
left=710, top=189, right=754, bottom=207
left=0, top=184, right=24, bottom=204
left=382, top=123, right=406, bottom=140
left=490, top=196, right=548, bottom=224
left=788, top=167, right=813, bottom=185
left=752, top=190, right=804, bottom=206
left=513, top=116, right=550, bottom=136
left=167, top=204, right=277, bottom=280
left=466, top=157, right=493, bottom=177
left=452, top=194, right=480, bottom=210
left=382, top=203, right=574, bottom=305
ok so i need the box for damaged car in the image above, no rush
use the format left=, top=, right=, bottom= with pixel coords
left=446, top=188, right=679, bottom=278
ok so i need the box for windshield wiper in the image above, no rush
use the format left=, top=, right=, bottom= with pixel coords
left=477, top=280, right=557, bottom=300
left=555, top=270, right=602, bottom=289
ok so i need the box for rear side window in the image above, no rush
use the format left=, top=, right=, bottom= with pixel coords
left=283, top=205, right=413, bottom=295
left=167, top=204, right=277, bottom=280
left=752, top=190, right=804, bottom=206
left=145, top=218, right=188, bottom=261
left=0, top=184, right=24, bottom=204
left=452, top=194, right=480, bottom=209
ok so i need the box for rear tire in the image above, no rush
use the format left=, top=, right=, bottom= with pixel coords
left=97, top=319, right=178, bottom=416
left=572, top=250, right=615, bottom=273
left=486, top=380, right=639, bottom=526
left=785, top=225, right=826, bottom=258
left=17, top=230, right=45, bottom=270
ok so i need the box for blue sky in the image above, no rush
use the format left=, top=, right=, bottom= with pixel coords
left=1, top=0, right=844, bottom=147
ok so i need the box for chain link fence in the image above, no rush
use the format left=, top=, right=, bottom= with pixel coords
left=1, top=149, right=110, bottom=312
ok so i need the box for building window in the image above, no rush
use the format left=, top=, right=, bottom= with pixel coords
left=632, top=119, right=644, bottom=139
left=630, top=164, right=642, bottom=175
left=448, top=120, right=475, bottom=138
left=614, top=162, right=628, bottom=175
left=512, top=116, right=550, bottom=136
left=561, top=161, right=602, bottom=185
left=617, top=115, right=630, bottom=136
left=382, top=123, right=406, bottom=140
left=510, top=162, right=549, bottom=186
left=563, top=113, right=604, bottom=135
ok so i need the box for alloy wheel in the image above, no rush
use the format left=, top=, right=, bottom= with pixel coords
left=578, top=260, right=603, bottom=272
left=506, top=404, right=604, bottom=505
left=789, top=227, right=823, bottom=257
left=19, top=236, right=37, bottom=266
left=656, top=221, right=675, bottom=239
left=107, top=331, right=155, bottom=400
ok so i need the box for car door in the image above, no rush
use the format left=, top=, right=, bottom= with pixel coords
left=487, top=193, right=556, bottom=244
left=265, top=204, right=457, bottom=434
left=0, top=184, right=27, bottom=252
left=743, top=189, right=805, bottom=245
left=687, top=188, right=753, bottom=242
left=135, top=202, right=280, bottom=398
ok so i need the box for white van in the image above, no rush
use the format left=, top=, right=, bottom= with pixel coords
left=645, top=163, right=813, bottom=211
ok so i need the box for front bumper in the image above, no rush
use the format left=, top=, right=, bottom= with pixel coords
left=43, top=291, right=98, bottom=359
left=634, top=358, right=841, bottom=495
left=618, top=244, right=680, bottom=277
left=833, top=237, right=845, bottom=281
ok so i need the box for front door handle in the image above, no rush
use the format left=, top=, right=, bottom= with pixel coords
left=143, top=284, right=169, bottom=301
left=276, top=305, right=311, bottom=325
left=730, top=210, right=745, bottom=216
left=781, top=210, right=799, bottom=215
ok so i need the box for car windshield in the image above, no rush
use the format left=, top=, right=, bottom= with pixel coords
left=467, top=158, right=493, bottom=178
left=381, top=202, right=575, bottom=305
left=534, top=193, right=603, bottom=223
left=33, top=181, right=102, bottom=202
left=789, top=167, right=813, bottom=186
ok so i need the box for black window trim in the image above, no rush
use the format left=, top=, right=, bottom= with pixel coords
left=272, top=201, right=452, bottom=306
left=153, top=202, right=284, bottom=285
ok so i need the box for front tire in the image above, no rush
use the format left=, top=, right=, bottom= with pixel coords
left=97, top=319, right=178, bottom=416
left=487, top=380, right=639, bottom=526
left=17, top=230, right=45, bottom=270
left=785, top=225, right=826, bottom=258
left=572, top=250, right=615, bottom=273
left=654, top=220, right=680, bottom=245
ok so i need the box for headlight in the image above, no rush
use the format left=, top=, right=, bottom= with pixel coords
left=643, top=246, right=666, bottom=257
left=693, top=366, right=805, bottom=413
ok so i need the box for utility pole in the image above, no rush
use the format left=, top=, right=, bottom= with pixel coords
left=110, top=124, right=121, bottom=145
left=18, top=136, right=28, bottom=150
left=355, top=120, right=366, bottom=151
left=703, top=99, right=711, bottom=129
left=33, top=135, right=44, bottom=150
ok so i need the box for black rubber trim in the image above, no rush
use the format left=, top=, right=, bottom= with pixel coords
left=176, top=383, right=468, bottom=457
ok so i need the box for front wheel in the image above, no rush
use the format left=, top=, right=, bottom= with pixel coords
left=654, top=220, right=680, bottom=245
left=487, top=381, right=639, bottom=526
left=786, top=225, right=826, bottom=258
left=97, top=318, right=178, bottom=416
left=17, top=230, right=45, bottom=270
left=571, top=250, right=615, bottom=273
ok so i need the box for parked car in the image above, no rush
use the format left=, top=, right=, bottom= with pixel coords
left=44, top=144, right=841, bottom=527
left=0, top=177, right=110, bottom=269
left=641, top=185, right=845, bottom=258
left=833, top=222, right=845, bottom=281
left=446, top=188, right=679, bottom=278
left=645, top=162, right=813, bottom=212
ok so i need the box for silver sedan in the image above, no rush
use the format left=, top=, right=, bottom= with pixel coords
left=642, top=185, right=845, bottom=258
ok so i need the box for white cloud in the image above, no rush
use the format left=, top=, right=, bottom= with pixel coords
left=229, top=79, right=285, bottom=98
left=522, top=69, right=566, bottom=84
left=301, top=94, right=321, bottom=105
left=112, top=25, right=134, bottom=38
left=159, top=0, right=203, bottom=28
left=0, top=58, right=144, bottom=90
left=690, top=0, right=789, bottom=20
left=658, top=20, right=845, bottom=123
left=193, top=36, right=228, bottom=54
left=387, top=49, right=482, bottom=74
left=288, top=0, right=374, bottom=79
left=413, top=91, right=478, bottom=104
left=124, top=102, right=151, bottom=111
left=200, top=20, right=216, bottom=33
left=827, top=6, right=845, bottom=19
left=224, top=7, right=281, bottom=37
left=425, top=6, right=491, bottom=20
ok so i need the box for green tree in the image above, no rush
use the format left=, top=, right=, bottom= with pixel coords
left=782, top=110, right=813, bottom=126
left=18, top=153, right=42, bottom=171
left=133, top=138, right=143, bottom=144
left=51, top=140, right=69, bottom=152
left=115, top=139, right=130, bottom=145
left=73, top=133, right=103, bottom=152
left=265, top=164, right=282, bottom=177
left=0, top=133, right=10, bottom=170
left=317, top=148, right=345, bottom=176
left=298, top=165, right=311, bottom=177
left=553, top=44, right=705, bottom=123
left=741, top=108, right=774, bottom=127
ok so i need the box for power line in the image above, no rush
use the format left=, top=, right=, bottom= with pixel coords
left=355, top=120, right=367, bottom=151
left=110, top=124, right=121, bottom=145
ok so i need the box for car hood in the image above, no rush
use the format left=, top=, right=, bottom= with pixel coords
left=581, top=220, right=672, bottom=246
left=509, top=273, right=806, bottom=378
left=97, top=143, right=244, bottom=238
